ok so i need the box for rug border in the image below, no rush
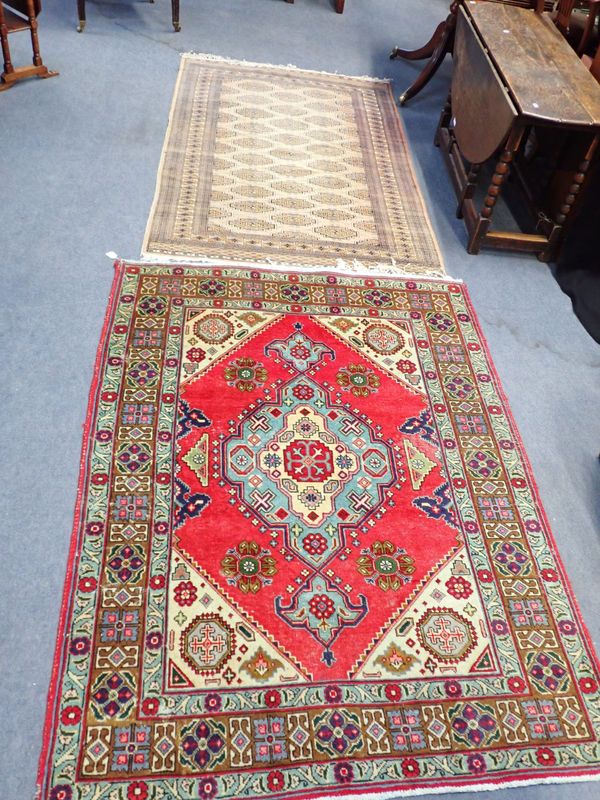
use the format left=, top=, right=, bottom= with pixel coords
left=140, top=54, right=446, bottom=276
left=35, top=261, right=126, bottom=798
left=460, top=281, right=600, bottom=680
left=35, top=262, right=600, bottom=799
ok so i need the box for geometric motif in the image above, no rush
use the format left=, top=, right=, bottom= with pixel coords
left=37, top=264, right=600, bottom=800
left=179, top=614, right=235, bottom=675
left=416, top=608, right=477, bottom=663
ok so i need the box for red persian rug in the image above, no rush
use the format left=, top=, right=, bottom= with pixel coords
left=38, top=262, right=600, bottom=800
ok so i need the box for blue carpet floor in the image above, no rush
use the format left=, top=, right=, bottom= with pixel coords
left=1, top=1, right=599, bottom=798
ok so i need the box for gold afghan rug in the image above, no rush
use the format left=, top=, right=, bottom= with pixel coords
left=142, top=56, right=444, bottom=275
left=38, top=262, right=600, bottom=800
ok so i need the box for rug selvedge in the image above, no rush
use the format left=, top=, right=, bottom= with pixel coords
left=38, top=263, right=600, bottom=800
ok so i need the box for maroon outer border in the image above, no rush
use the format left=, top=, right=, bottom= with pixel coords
left=35, top=264, right=600, bottom=798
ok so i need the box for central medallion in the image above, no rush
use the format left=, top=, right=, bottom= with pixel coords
left=257, top=403, right=361, bottom=528
left=283, top=439, right=334, bottom=483
left=223, top=373, right=397, bottom=564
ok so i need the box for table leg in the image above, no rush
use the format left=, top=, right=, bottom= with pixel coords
left=335, top=0, right=345, bottom=12
left=469, top=126, right=525, bottom=254
left=390, top=18, right=447, bottom=62
left=394, top=5, right=458, bottom=105
left=77, top=0, right=86, bottom=32
left=539, top=132, right=600, bottom=262
left=0, top=1, right=14, bottom=81
left=172, top=0, right=180, bottom=31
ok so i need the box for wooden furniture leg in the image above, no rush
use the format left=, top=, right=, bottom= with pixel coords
left=390, top=18, right=448, bottom=61
left=335, top=0, right=344, bottom=11
left=468, top=126, right=526, bottom=254
left=77, top=0, right=180, bottom=31
left=0, top=9, right=13, bottom=79
left=391, top=2, right=459, bottom=105
left=538, top=131, right=600, bottom=260
left=578, top=0, right=600, bottom=55
left=77, top=0, right=85, bottom=32
left=0, top=0, right=58, bottom=90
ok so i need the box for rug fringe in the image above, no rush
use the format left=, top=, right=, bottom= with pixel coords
left=179, top=52, right=392, bottom=84
left=134, top=252, right=457, bottom=282
left=294, top=772, right=600, bottom=800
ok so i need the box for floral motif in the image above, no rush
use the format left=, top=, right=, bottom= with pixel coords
left=224, top=357, right=268, bottom=392
left=527, top=651, right=570, bottom=694
left=309, top=593, right=335, bottom=620
left=302, top=532, right=328, bottom=556
left=450, top=703, right=499, bottom=747
left=314, top=709, right=362, bottom=756
left=281, top=284, right=310, bottom=303
left=180, top=719, right=227, bottom=769
left=363, top=288, right=392, bottom=307
left=221, top=541, right=277, bottom=593
left=106, top=544, right=144, bottom=584
left=127, top=360, right=160, bottom=388
left=356, top=540, right=415, bottom=590
left=445, top=575, right=473, bottom=600
left=138, top=295, right=167, bottom=316
left=199, top=279, right=226, bottom=297
left=292, top=383, right=314, bottom=400
left=91, top=671, right=136, bottom=720
left=127, top=782, right=148, bottom=800
left=173, top=581, right=197, bottom=607
left=333, top=762, right=354, bottom=783
left=336, top=364, right=381, bottom=397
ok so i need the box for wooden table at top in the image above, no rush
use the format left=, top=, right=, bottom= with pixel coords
left=466, top=1, right=600, bottom=127
left=436, top=1, right=600, bottom=260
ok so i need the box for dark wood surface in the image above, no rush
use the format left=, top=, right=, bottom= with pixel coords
left=2, top=4, right=32, bottom=30
left=5, top=0, right=41, bottom=17
left=452, top=8, right=517, bottom=163
left=390, top=0, right=595, bottom=104
left=468, top=2, right=600, bottom=125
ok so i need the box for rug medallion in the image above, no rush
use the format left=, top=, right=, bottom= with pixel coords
left=38, top=263, right=600, bottom=800
left=142, top=56, right=444, bottom=275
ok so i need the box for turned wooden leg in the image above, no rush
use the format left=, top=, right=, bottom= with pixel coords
left=396, top=5, right=458, bottom=105
left=555, top=134, right=600, bottom=225
left=469, top=127, right=524, bottom=254
left=335, top=0, right=345, bottom=12
left=77, top=0, right=86, bottom=32
left=29, top=18, right=42, bottom=67
left=538, top=132, right=600, bottom=262
left=172, top=0, right=180, bottom=31
left=0, top=18, right=14, bottom=78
